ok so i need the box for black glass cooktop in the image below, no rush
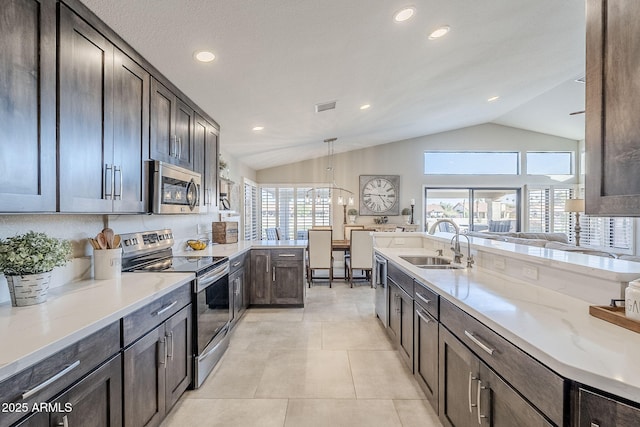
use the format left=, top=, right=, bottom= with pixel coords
left=124, top=254, right=227, bottom=275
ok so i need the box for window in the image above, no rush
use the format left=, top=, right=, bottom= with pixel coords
left=581, top=217, right=634, bottom=253
left=259, top=185, right=332, bottom=239
left=424, top=151, right=519, bottom=175
left=243, top=179, right=258, bottom=241
left=526, top=152, right=572, bottom=175
left=424, top=188, right=520, bottom=233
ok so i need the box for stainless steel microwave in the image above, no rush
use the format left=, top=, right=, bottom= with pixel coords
left=149, top=161, right=201, bottom=214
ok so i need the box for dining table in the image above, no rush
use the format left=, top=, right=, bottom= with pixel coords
left=331, top=239, right=350, bottom=279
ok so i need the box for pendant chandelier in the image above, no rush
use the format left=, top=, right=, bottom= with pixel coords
left=305, top=138, right=354, bottom=213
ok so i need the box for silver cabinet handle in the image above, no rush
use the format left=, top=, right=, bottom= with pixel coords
left=159, top=337, right=167, bottom=365
left=415, top=292, right=432, bottom=306
left=57, top=415, right=69, bottom=427
left=278, top=253, right=296, bottom=257
left=468, top=371, right=477, bottom=413
left=464, top=331, right=495, bottom=356
left=171, top=135, right=177, bottom=157
left=477, top=380, right=489, bottom=424
left=178, top=137, right=182, bottom=159
left=114, top=165, right=123, bottom=200
left=22, top=360, right=80, bottom=400
left=415, top=308, right=433, bottom=324
left=154, top=300, right=178, bottom=317
left=167, top=331, right=174, bottom=359
left=272, top=270, right=276, bottom=282
left=590, top=423, right=600, bottom=427
left=104, top=164, right=113, bottom=199
left=232, top=261, right=242, bottom=267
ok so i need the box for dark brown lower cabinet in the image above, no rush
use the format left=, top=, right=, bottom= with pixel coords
left=249, top=249, right=304, bottom=306
left=271, top=259, right=303, bottom=304
left=15, top=355, right=122, bottom=427
left=439, top=326, right=552, bottom=427
left=577, top=388, right=640, bottom=427
left=414, top=302, right=438, bottom=411
left=123, top=304, right=192, bottom=427
left=387, top=281, right=413, bottom=371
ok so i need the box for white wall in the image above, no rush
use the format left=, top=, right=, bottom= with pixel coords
left=256, top=123, right=579, bottom=231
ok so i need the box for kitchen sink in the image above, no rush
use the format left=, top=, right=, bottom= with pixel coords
left=399, top=255, right=465, bottom=270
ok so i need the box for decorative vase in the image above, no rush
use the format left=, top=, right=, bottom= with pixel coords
left=6, top=271, right=52, bottom=307
left=404, top=215, right=411, bottom=224
left=349, top=215, right=356, bottom=224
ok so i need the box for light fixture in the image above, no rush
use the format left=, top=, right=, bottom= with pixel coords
left=360, top=104, right=371, bottom=110
left=487, top=96, right=500, bottom=102
left=428, top=25, right=450, bottom=40
left=194, top=50, right=216, bottom=63
left=564, top=198, right=585, bottom=246
left=394, top=7, right=415, bottom=22
left=252, top=126, right=264, bottom=131
left=306, top=138, right=355, bottom=224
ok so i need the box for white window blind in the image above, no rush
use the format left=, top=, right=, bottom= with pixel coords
left=526, top=187, right=573, bottom=237
left=581, top=216, right=633, bottom=253
left=527, top=188, right=549, bottom=233
left=261, top=187, right=277, bottom=239
left=243, top=180, right=258, bottom=241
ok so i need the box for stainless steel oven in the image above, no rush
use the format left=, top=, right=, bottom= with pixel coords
left=149, top=160, right=200, bottom=214
left=121, top=229, right=231, bottom=389
left=374, top=254, right=388, bottom=327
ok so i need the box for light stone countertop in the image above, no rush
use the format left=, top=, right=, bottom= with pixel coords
left=376, top=246, right=640, bottom=403
left=0, top=272, right=194, bottom=383
left=173, top=240, right=308, bottom=258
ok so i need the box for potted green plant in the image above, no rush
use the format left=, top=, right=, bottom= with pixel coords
left=0, top=231, right=72, bottom=307
left=347, top=208, right=358, bottom=224
left=401, top=207, right=412, bottom=224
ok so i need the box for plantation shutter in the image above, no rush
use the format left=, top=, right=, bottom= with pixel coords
left=243, top=180, right=258, bottom=241
left=527, top=188, right=549, bottom=232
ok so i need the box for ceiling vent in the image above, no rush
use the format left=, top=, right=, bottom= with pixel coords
left=315, top=101, right=337, bottom=113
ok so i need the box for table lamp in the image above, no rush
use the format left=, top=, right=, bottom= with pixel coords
left=564, top=198, right=585, bottom=246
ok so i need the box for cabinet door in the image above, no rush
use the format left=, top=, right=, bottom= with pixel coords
left=123, top=324, right=166, bottom=427
left=194, top=114, right=219, bottom=208
left=439, top=326, right=478, bottom=427
left=174, top=98, right=193, bottom=169
left=150, top=78, right=175, bottom=164
left=58, top=4, right=114, bottom=212
left=578, top=388, right=640, bottom=427
left=586, top=0, right=640, bottom=215
left=112, top=49, right=149, bottom=213
left=50, top=354, right=123, bottom=427
left=229, top=267, right=245, bottom=327
left=0, top=0, right=56, bottom=212
left=387, top=282, right=400, bottom=342
left=250, top=250, right=271, bottom=304
left=398, top=287, right=414, bottom=371
left=164, top=305, right=192, bottom=412
left=271, top=260, right=303, bottom=304
left=415, top=304, right=438, bottom=411
left=478, top=362, right=552, bottom=427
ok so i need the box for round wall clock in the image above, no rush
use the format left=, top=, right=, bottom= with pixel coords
left=359, top=175, right=400, bottom=215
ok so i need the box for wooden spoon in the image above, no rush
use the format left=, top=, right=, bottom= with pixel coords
left=102, top=228, right=115, bottom=249
left=96, top=233, right=108, bottom=250
left=112, top=235, right=121, bottom=248
left=88, top=238, right=100, bottom=250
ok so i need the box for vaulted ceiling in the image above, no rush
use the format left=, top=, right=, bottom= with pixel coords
left=79, top=0, right=586, bottom=170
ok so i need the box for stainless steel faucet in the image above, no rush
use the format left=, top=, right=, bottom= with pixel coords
left=428, top=219, right=474, bottom=268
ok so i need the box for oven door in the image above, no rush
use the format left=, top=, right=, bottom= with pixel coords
left=195, top=264, right=230, bottom=355
left=150, top=160, right=201, bottom=214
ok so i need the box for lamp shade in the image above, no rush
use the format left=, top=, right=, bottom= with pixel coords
left=564, top=198, right=585, bottom=213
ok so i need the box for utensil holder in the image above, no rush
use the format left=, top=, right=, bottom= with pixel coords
left=94, top=248, right=122, bottom=280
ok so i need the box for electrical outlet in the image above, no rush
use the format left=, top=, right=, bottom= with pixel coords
left=493, top=256, right=506, bottom=270
left=522, top=265, right=538, bottom=280
left=395, top=238, right=405, bottom=245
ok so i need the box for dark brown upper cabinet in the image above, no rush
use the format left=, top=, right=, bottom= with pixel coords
left=0, top=0, right=57, bottom=212
left=58, top=4, right=149, bottom=213
left=150, top=78, right=194, bottom=170
left=194, top=112, right=219, bottom=210
left=586, top=0, right=640, bottom=216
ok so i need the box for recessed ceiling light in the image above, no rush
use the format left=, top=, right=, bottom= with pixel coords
left=428, top=25, right=450, bottom=40
left=394, top=7, right=415, bottom=22
left=252, top=126, right=264, bottom=131
left=194, top=50, right=215, bottom=63
left=360, top=104, right=371, bottom=110
left=487, top=96, right=500, bottom=102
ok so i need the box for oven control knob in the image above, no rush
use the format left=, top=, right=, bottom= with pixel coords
left=158, top=235, right=164, bottom=240
left=124, top=239, right=131, bottom=246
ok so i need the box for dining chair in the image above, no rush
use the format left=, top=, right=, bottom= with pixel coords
left=296, top=230, right=309, bottom=240
left=275, top=227, right=284, bottom=240
left=343, top=224, right=365, bottom=240
left=265, top=228, right=278, bottom=240
left=307, top=229, right=333, bottom=287
left=311, top=225, right=332, bottom=230
left=345, top=229, right=374, bottom=288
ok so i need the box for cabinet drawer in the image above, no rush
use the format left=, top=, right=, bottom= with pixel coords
left=229, top=251, right=247, bottom=274
left=122, top=284, right=191, bottom=347
left=414, top=280, right=438, bottom=320
left=387, top=262, right=413, bottom=295
left=577, top=387, right=640, bottom=427
left=0, top=322, right=120, bottom=427
left=440, top=298, right=566, bottom=426
left=271, top=249, right=303, bottom=260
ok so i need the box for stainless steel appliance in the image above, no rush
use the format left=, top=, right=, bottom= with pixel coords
left=374, top=254, right=388, bottom=326
left=149, top=161, right=201, bottom=214
left=121, top=229, right=230, bottom=388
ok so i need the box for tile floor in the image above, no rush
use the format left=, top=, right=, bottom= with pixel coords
left=161, top=281, right=442, bottom=427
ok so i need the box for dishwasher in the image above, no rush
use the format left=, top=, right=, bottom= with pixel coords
left=374, top=254, right=388, bottom=327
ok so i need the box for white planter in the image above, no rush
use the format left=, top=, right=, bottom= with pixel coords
left=6, top=272, right=52, bottom=307
left=349, top=215, right=357, bottom=224
left=404, top=215, right=411, bottom=224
